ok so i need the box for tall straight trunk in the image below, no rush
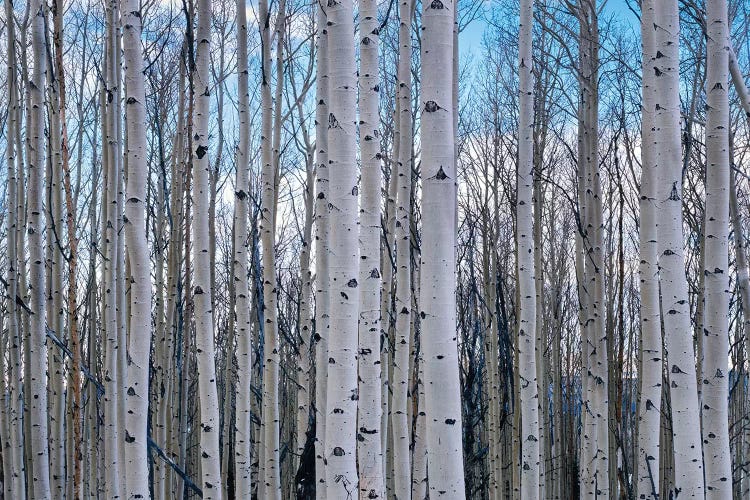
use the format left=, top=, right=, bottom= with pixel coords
left=701, top=0, right=732, bottom=496
left=392, top=0, right=414, bottom=495
left=28, top=1, right=52, bottom=497
left=419, top=0, right=465, bottom=495
left=234, top=0, right=253, bottom=495
left=654, top=1, right=705, bottom=497
left=324, top=0, right=360, bottom=492
left=577, top=4, right=608, bottom=496
left=192, top=0, right=223, bottom=496
left=517, top=0, right=540, bottom=497
left=313, top=2, right=331, bottom=495
left=381, top=131, right=398, bottom=494
left=52, top=1, right=83, bottom=494
left=121, top=0, right=152, bottom=495
left=356, top=0, right=384, bottom=493
left=258, top=0, right=282, bottom=495
left=47, top=2, right=67, bottom=490
left=102, top=2, right=123, bottom=496
left=4, top=2, right=27, bottom=496
left=296, top=151, right=314, bottom=471
left=635, top=2, right=661, bottom=498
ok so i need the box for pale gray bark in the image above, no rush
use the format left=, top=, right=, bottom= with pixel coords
left=356, top=0, right=384, bottom=493
left=324, top=0, right=360, bottom=492
left=517, top=0, right=540, bottom=496
left=635, top=2, right=662, bottom=497
left=313, top=3, right=331, bottom=494
left=121, top=0, right=152, bottom=495
left=28, top=1, right=52, bottom=496
left=419, top=0, right=466, bottom=495
left=258, top=0, right=282, bottom=495
left=654, top=1, right=705, bottom=496
left=234, top=0, right=253, bottom=495
left=193, top=0, right=224, bottom=496
left=701, top=0, right=732, bottom=496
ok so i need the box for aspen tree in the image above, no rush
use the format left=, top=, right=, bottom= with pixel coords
left=121, top=0, right=152, bottom=495
left=102, top=2, right=123, bottom=495
left=324, top=0, right=360, bottom=491
left=313, top=1, right=331, bottom=495
left=193, top=0, right=224, bottom=496
left=289, top=55, right=316, bottom=476
left=47, top=2, right=66, bottom=490
left=419, top=0, right=466, bottom=494
left=258, top=0, right=283, bottom=494
left=654, top=1, right=705, bottom=496
left=728, top=47, right=750, bottom=384
left=392, top=0, right=415, bottom=495
left=635, top=1, right=662, bottom=497
left=28, top=1, right=52, bottom=496
left=517, top=0, right=540, bottom=497
left=357, top=0, right=384, bottom=493
left=578, top=2, right=609, bottom=495
left=701, top=0, right=732, bottom=496
left=234, top=0, right=254, bottom=495
left=4, top=1, right=27, bottom=495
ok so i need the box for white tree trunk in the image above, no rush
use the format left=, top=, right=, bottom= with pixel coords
left=324, top=0, right=360, bottom=493
left=313, top=3, right=331, bottom=494
left=419, top=0, right=466, bottom=495
left=654, top=1, right=705, bottom=497
left=234, top=0, right=253, bottom=495
left=701, top=0, right=732, bottom=496
left=517, top=0, right=540, bottom=497
left=635, top=1, right=661, bottom=497
left=4, top=2, right=26, bottom=495
left=258, top=0, right=282, bottom=496
left=356, top=0, right=384, bottom=494
left=193, top=0, right=224, bottom=496
left=28, top=2, right=52, bottom=497
left=121, top=0, right=152, bottom=495
left=102, top=2, right=123, bottom=495
left=392, top=0, right=414, bottom=495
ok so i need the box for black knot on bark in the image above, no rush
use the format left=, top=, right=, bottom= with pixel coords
left=328, top=112, right=340, bottom=129
left=430, top=0, right=444, bottom=9
left=425, top=100, right=439, bottom=112
left=196, top=145, right=208, bottom=159
left=333, top=447, right=345, bottom=456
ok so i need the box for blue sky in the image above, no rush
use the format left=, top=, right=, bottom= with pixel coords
left=459, top=0, right=639, bottom=57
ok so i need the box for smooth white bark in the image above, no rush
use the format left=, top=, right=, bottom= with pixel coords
left=654, top=1, right=705, bottom=497
left=518, top=0, right=540, bottom=497
left=356, top=0, right=384, bottom=494
left=324, top=0, right=360, bottom=493
left=313, top=3, right=331, bottom=495
left=701, top=0, right=732, bottom=496
left=392, top=0, right=414, bottom=495
left=28, top=1, right=52, bottom=497
left=635, top=2, right=662, bottom=497
left=258, top=0, right=282, bottom=496
left=234, top=0, right=253, bottom=495
left=193, top=0, right=224, bottom=496
left=419, top=0, right=466, bottom=495
left=121, top=0, right=152, bottom=495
